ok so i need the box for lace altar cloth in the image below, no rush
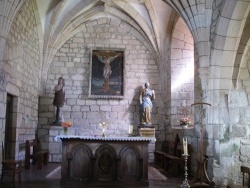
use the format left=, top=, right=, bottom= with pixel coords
left=55, top=135, right=156, bottom=142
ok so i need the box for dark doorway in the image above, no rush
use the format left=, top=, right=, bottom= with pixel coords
left=4, top=94, right=17, bottom=159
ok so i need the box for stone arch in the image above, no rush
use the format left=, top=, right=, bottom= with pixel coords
left=0, top=0, right=42, bottom=90
left=162, top=0, right=213, bottom=111
left=206, top=1, right=250, bottom=185
left=1, top=0, right=44, bottom=155
left=211, top=1, right=250, bottom=90
left=161, top=1, right=250, bottom=184
left=233, top=23, right=250, bottom=89
left=2, top=0, right=44, bottom=97
left=0, top=0, right=26, bottom=61
left=43, top=15, right=160, bottom=101
left=43, top=19, right=161, bottom=132
left=42, top=1, right=160, bottom=86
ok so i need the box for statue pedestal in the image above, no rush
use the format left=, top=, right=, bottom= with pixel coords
left=138, top=125, right=155, bottom=137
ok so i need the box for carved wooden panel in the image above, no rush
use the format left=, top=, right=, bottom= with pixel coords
left=119, top=146, right=139, bottom=181
left=70, top=145, right=92, bottom=180
left=59, top=137, right=152, bottom=186
left=95, top=145, right=116, bottom=181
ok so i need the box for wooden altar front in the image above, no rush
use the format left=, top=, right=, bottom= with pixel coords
left=55, top=135, right=155, bottom=186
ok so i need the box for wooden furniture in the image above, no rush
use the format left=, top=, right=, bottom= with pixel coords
left=154, top=140, right=191, bottom=176
left=154, top=134, right=180, bottom=168
left=227, top=166, right=250, bottom=188
left=55, top=135, right=155, bottom=186
left=25, top=139, right=48, bottom=170
left=1, top=142, right=22, bottom=183
left=154, top=141, right=176, bottom=167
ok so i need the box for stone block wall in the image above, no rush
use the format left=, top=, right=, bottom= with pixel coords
left=38, top=19, right=162, bottom=162
left=170, top=17, right=194, bottom=129
left=0, top=0, right=41, bottom=161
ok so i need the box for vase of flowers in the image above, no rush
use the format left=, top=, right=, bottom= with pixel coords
left=179, top=117, right=191, bottom=128
left=99, top=122, right=108, bottom=137
left=61, top=121, right=72, bottom=135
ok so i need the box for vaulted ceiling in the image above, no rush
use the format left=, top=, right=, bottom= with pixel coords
left=35, top=0, right=178, bottom=73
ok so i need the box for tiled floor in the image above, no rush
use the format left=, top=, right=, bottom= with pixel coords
left=0, top=163, right=188, bottom=188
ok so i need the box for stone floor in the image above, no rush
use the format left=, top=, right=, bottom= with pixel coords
left=0, top=163, right=193, bottom=188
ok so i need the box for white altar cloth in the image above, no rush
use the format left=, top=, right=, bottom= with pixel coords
left=54, top=135, right=156, bottom=142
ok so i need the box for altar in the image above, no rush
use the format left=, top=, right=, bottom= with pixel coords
left=55, top=135, right=156, bottom=186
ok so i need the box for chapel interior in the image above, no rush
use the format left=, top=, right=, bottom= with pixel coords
left=1, top=0, right=250, bottom=187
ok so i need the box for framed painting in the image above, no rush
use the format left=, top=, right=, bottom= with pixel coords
left=89, top=48, right=125, bottom=99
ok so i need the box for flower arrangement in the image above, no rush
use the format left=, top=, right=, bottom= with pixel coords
left=99, top=122, right=108, bottom=137
left=180, top=117, right=191, bottom=126
left=61, top=121, right=72, bottom=134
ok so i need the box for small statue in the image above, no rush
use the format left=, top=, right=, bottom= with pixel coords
left=139, top=82, right=155, bottom=125
left=53, top=77, right=65, bottom=124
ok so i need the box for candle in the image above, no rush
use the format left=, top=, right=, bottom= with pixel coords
left=183, top=138, right=186, bottom=155
left=183, top=138, right=188, bottom=155
left=186, top=138, right=188, bottom=155
left=129, top=125, right=133, bottom=134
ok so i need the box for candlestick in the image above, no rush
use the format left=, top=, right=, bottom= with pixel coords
left=180, top=154, right=190, bottom=188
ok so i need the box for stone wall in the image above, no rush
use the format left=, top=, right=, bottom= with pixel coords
left=38, top=20, right=162, bottom=162
left=166, top=17, right=194, bottom=143
left=0, top=0, right=41, bottom=160
left=170, top=17, right=194, bottom=127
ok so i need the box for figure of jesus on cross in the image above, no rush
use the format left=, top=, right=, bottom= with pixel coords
left=94, top=51, right=120, bottom=92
